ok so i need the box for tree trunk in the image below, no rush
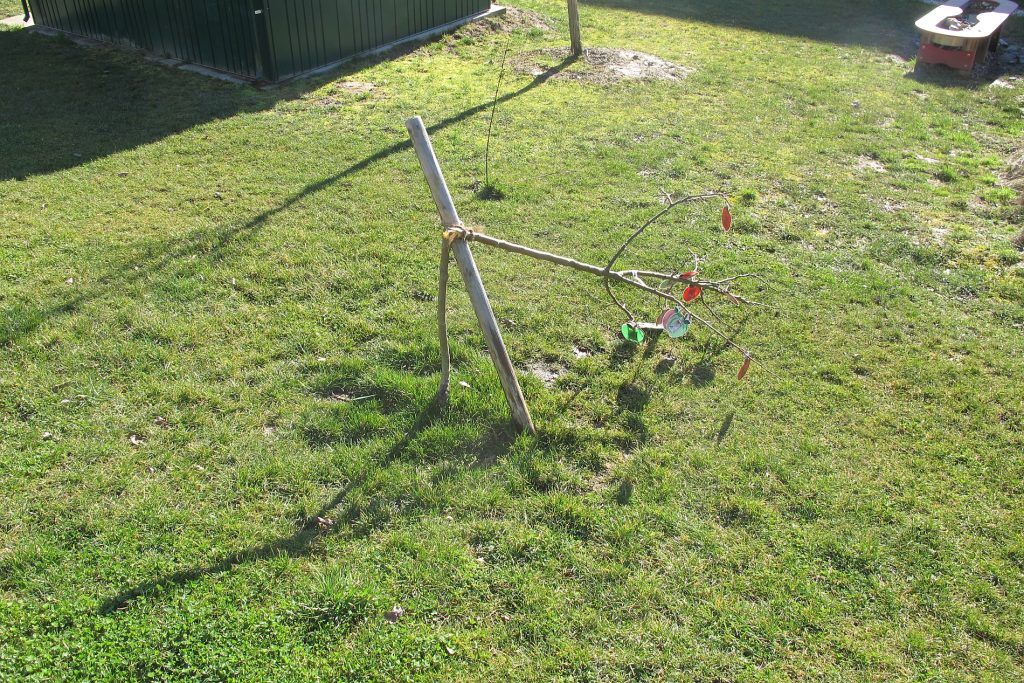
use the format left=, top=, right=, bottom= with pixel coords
left=567, top=0, right=583, bottom=57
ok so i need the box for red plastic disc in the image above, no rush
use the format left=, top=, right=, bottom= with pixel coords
left=682, top=286, right=702, bottom=302
left=737, top=356, right=752, bottom=380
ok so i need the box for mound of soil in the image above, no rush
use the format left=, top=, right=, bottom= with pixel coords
left=456, top=7, right=553, bottom=38
left=513, top=47, right=692, bottom=84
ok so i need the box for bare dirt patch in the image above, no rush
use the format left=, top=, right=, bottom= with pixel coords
left=456, top=7, right=553, bottom=38
left=876, top=198, right=905, bottom=214
left=334, top=81, right=376, bottom=94
left=989, top=73, right=1024, bottom=89
left=301, top=81, right=378, bottom=107
left=855, top=156, right=887, bottom=173
left=513, top=47, right=692, bottom=84
left=524, top=360, right=564, bottom=388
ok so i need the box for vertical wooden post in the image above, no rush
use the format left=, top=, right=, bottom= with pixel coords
left=405, top=116, right=536, bottom=436
left=567, top=0, right=583, bottom=57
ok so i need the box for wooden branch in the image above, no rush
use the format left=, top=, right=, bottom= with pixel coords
left=406, top=116, right=536, bottom=435
left=448, top=228, right=750, bottom=302
left=601, top=191, right=727, bottom=321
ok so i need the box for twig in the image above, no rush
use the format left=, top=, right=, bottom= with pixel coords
left=484, top=35, right=513, bottom=189
left=603, top=192, right=725, bottom=275
left=602, top=192, right=726, bottom=320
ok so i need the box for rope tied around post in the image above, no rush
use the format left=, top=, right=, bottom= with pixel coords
left=443, top=224, right=487, bottom=244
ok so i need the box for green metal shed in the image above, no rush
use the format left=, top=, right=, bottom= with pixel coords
left=24, top=0, right=495, bottom=82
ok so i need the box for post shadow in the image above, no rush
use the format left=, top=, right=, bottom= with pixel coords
left=1, top=55, right=575, bottom=348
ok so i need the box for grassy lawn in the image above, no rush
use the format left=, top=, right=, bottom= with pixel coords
left=2, top=0, right=1023, bottom=680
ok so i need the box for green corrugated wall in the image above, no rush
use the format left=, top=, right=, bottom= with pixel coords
left=26, top=0, right=492, bottom=82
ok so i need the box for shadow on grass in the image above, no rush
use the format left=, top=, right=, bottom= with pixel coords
left=98, top=474, right=364, bottom=615
left=98, top=397, right=519, bottom=615
left=0, top=50, right=575, bottom=346
left=0, top=22, right=575, bottom=181
left=904, top=57, right=1024, bottom=89
left=583, top=0, right=939, bottom=53
left=714, top=410, right=735, bottom=445
left=0, top=28, right=266, bottom=182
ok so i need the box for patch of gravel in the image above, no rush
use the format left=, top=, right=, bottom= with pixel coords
left=512, top=47, right=692, bottom=84
left=456, top=7, right=553, bottom=38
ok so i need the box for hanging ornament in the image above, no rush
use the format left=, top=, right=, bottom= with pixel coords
left=664, top=310, right=692, bottom=338
left=680, top=270, right=697, bottom=281
left=621, top=323, right=645, bottom=344
left=722, top=206, right=733, bottom=232
left=657, top=308, right=675, bottom=327
left=682, top=285, right=702, bottom=302
left=737, top=355, right=752, bottom=380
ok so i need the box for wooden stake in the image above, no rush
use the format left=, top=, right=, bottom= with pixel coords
left=405, top=116, right=536, bottom=435
left=567, top=0, right=583, bottom=57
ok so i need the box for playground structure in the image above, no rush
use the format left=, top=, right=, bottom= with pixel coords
left=916, top=0, right=1019, bottom=72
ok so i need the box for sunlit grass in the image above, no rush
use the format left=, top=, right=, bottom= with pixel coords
left=1, top=1, right=1023, bottom=680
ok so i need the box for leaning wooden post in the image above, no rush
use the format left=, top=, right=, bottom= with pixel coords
left=405, top=116, right=536, bottom=436
left=567, top=0, right=583, bottom=57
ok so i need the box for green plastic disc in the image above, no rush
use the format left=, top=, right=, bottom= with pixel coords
left=621, top=323, right=645, bottom=344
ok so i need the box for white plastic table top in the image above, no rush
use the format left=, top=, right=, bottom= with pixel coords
left=916, top=0, right=1019, bottom=38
